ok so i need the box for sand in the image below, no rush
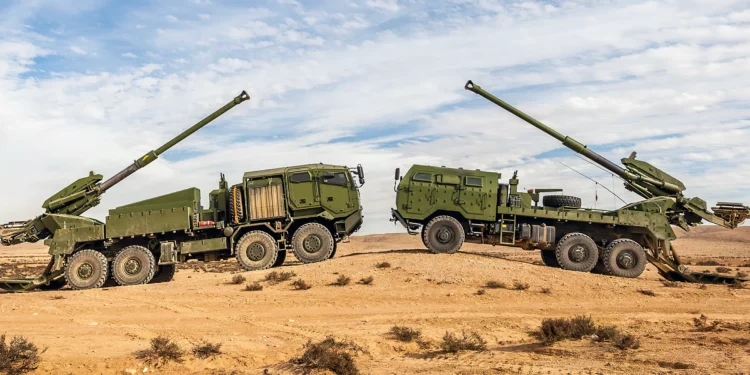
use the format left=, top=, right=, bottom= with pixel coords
left=0, top=226, right=749, bottom=374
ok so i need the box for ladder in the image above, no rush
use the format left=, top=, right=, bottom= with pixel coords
left=499, top=214, right=516, bottom=245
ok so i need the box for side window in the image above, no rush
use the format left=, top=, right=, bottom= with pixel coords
left=290, top=172, right=311, bottom=183
left=413, top=172, right=432, bottom=182
left=322, top=172, right=347, bottom=186
left=466, top=177, right=482, bottom=187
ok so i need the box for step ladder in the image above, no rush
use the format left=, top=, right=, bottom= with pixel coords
left=499, top=214, right=516, bottom=245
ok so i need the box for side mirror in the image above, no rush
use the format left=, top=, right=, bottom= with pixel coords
left=357, top=164, right=365, bottom=186
left=394, top=168, right=400, bottom=181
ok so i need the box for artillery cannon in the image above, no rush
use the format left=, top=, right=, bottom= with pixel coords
left=0, top=91, right=250, bottom=291
left=463, top=80, right=749, bottom=283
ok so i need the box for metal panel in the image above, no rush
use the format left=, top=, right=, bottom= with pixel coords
left=106, top=207, right=193, bottom=238
left=180, top=237, right=227, bottom=254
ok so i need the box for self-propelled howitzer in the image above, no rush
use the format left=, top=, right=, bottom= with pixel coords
left=1, top=91, right=250, bottom=247
left=464, top=80, right=750, bottom=231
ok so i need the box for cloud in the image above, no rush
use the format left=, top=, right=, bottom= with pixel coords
left=365, top=0, right=400, bottom=12
left=1, top=0, right=750, bottom=236
left=122, top=52, right=137, bottom=58
left=69, top=46, right=87, bottom=55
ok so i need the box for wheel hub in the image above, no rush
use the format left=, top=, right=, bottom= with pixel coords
left=77, top=263, right=94, bottom=279
left=569, top=245, right=588, bottom=263
left=617, top=251, right=636, bottom=269
left=247, top=243, right=266, bottom=261
left=436, top=228, right=454, bottom=244
left=124, top=258, right=142, bottom=275
left=303, top=234, right=322, bottom=253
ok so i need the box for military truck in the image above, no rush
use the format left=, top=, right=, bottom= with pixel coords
left=390, top=80, right=749, bottom=284
left=0, top=92, right=364, bottom=292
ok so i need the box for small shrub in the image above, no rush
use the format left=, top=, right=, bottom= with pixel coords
left=661, top=280, right=683, bottom=288
left=476, top=289, right=486, bottom=296
left=540, top=287, right=551, bottom=294
left=699, top=284, right=708, bottom=290
left=375, top=262, right=391, bottom=269
left=512, top=281, right=530, bottom=291
left=0, top=334, right=45, bottom=375
left=737, top=271, right=748, bottom=278
left=716, top=267, right=732, bottom=274
left=728, top=281, right=747, bottom=290
left=594, top=325, right=619, bottom=342
left=693, top=314, right=720, bottom=332
left=696, top=260, right=721, bottom=266
left=485, top=281, right=506, bottom=289
left=637, top=289, right=656, bottom=297
left=731, top=338, right=750, bottom=345
left=657, top=361, right=695, bottom=370
left=537, top=316, right=596, bottom=345
left=333, top=275, right=351, bottom=286
left=230, top=274, right=247, bottom=285
left=389, top=326, right=422, bottom=342
left=135, top=335, right=184, bottom=367
left=244, top=282, right=263, bottom=291
left=294, top=337, right=361, bottom=375
left=441, top=331, right=487, bottom=353
left=357, top=276, right=374, bottom=285
left=265, top=271, right=297, bottom=283
left=613, top=334, right=640, bottom=350
left=292, top=279, right=312, bottom=290
left=192, top=341, right=222, bottom=359
left=416, top=339, right=433, bottom=350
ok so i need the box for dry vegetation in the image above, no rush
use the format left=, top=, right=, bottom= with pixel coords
left=485, top=280, right=506, bottom=289
left=388, top=326, right=422, bottom=342
left=536, top=316, right=639, bottom=350
left=357, top=276, right=374, bottom=285
left=637, top=289, right=656, bottom=297
left=333, top=275, right=351, bottom=286
left=375, top=261, right=391, bottom=269
left=440, top=331, right=487, bottom=353
left=512, top=281, right=530, bottom=290
left=291, top=279, right=312, bottom=290
left=0, top=335, right=45, bottom=375
left=135, top=335, right=184, bottom=367
left=265, top=271, right=296, bottom=283
left=192, top=341, right=222, bottom=359
left=229, top=274, right=246, bottom=285
left=244, top=282, right=263, bottom=291
left=293, top=337, right=363, bottom=375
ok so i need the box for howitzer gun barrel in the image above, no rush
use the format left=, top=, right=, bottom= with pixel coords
left=464, top=80, right=682, bottom=194
left=100, top=91, right=250, bottom=192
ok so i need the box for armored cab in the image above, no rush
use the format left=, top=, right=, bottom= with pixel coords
left=391, top=80, right=749, bottom=284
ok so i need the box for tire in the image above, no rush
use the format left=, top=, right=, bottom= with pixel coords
left=112, top=245, right=157, bottom=286
left=64, top=250, right=109, bottom=290
left=543, top=195, right=582, bottom=208
left=292, top=223, right=334, bottom=263
left=236, top=231, right=279, bottom=271
left=272, top=250, right=287, bottom=268
left=602, top=239, right=647, bottom=278
left=421, top=230, right=429, bottom=249
left=329, top=241, right=338, bottom=259
left=423, top=216, right=465, bottom=254
left=540, top=250, right=560, bottom=268
left=555, top=233, right=598, bottom=272
left=150, top=264, right=177, bottom=283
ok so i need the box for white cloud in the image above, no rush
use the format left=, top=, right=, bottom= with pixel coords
left=122, top=52, right=137, bottom=58
left=2, top=0, right=750, bottom=235
left=165, top=15, right=179, bottom=22
left=198, top=13, right=211, bottom=20
left=365, top=0, right=400, bottom=12
left=69, top=46, right=86, bottom=55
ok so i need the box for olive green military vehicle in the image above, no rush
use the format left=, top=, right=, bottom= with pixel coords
left=390, top=80, right=749, bottom=284
left=0, top=92, right=364, bottom=292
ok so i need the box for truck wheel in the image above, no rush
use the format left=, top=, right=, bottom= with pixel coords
left=555, top=233, right=598, bottom=272
left=329, top=241, right=338, bottom=259
left=602, top=239, right=647, bottom=278
left=236, top=231, right=279, bottom=271
left=543, top=195, right=582, bottom=208
left=292, top=223, right=334, bottom=263
left=150, top=264, right=177, bottom=283
left=64, top=249, right=109, bottom=290
left=540, top=250, right=560, bottom=268
left=272, top=250, right=287, bottom=268
left=424, top=216, right=464, bottom=254
left=421, top=230, right=429, bottom=249
left=112, top=245, right=156, bottom=286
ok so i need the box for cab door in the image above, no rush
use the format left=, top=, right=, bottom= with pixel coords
left=287, top=171, right=317, bottom=211
left=460, top=176, right=487, bottom=216
left=406, top=171, right=435, bottom=216
left=318, top=170, right=352, bottom=215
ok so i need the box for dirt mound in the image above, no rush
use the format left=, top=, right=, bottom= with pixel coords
left=0, top=231, right=748, bottom=374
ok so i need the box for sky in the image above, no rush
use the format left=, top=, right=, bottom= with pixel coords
left=1, top=0, right=749, bottom=235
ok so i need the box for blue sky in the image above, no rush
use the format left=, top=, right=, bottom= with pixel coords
left=1, top=0, right=749, bottom=234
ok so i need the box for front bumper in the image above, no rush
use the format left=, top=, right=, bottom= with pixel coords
left=390, top=208, right=420, bottom=235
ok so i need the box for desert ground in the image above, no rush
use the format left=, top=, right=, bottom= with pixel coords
left=1, top=226, right=749, bottom=375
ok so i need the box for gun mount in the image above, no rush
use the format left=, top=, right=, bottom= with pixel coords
left=1, top=91, right=250, bottom=247
left=464, top=80, right=749, bottom=231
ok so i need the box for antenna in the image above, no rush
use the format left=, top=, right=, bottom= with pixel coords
left=558, top=161, right=628, bottom=205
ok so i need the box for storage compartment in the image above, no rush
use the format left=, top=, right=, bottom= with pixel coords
left=247, top=177, right=285, bottom=220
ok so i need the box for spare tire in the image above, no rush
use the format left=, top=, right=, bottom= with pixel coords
left=543, top=195, right=582, bottom=208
